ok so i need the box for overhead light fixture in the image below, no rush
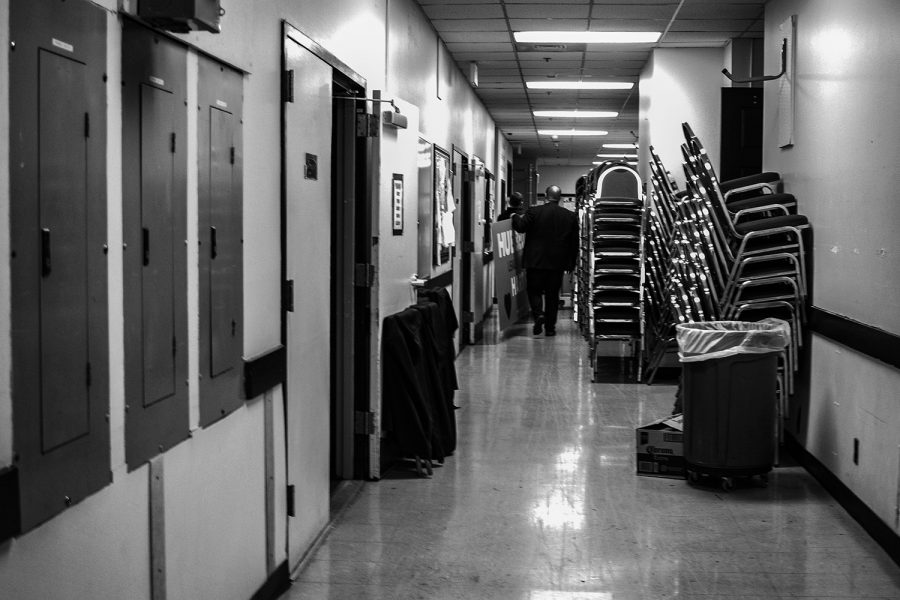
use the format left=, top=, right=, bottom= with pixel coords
left=603, top=143, right=638, bottom=149
left=526, top=81, right=633, bottom=90
left=533, top=110, right=618, bottom=118
left=515, top=31, right=661, bottom=44
left=593, top=160, right=639, bottom=166
left=539, top=129, right=608, bottom=136
left=597, top=153, right=637, bottom=158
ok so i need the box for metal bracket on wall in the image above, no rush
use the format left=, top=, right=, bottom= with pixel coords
left=722, top=38, right=788, bottom=83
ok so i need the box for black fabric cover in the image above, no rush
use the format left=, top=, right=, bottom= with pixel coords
left=382, top=308, right=433, bottom=459
left=382, top=287, right=459, bottom=462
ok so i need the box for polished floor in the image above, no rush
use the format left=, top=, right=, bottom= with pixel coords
left=285, top=312, right=900, bottom=599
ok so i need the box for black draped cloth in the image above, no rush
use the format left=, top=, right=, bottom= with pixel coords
left=381, top=288, right=459, bottom=463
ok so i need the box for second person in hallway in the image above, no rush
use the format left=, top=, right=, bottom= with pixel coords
left=512, top=185, right=579, bottom=336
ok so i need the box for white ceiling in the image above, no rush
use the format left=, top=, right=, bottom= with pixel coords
left=414, top=0, right=766, bottom=164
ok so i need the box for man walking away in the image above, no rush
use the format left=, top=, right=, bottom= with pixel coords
left=512, top=185, right=579, bottom=336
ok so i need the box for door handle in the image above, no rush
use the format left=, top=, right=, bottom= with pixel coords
left=41, top=228, right=51, bottom=276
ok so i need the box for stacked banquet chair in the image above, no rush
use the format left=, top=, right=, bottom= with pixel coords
left=573, top=174, right=589, bottom=327
left=642, top=123, right=811, bottom=447
left=576, top=160, right=646, bottom=382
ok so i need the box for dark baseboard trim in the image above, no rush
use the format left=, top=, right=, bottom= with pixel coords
left=249, top=560, right=291, bottom=600
left=0, top=466, right=21, bottom=543
left=809, top=307, right=900, bottom=370
left=426, top=269, right=453, bottom=289
left=786, top=434, right=900, bottom=567
left=243, top=346, right=286, bottom=399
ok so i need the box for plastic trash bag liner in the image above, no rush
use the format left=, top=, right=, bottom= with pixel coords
left=676, top=318, right=790, bottom=362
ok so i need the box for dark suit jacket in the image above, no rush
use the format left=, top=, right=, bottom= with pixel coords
left=512, top=201, right=579, bottom=270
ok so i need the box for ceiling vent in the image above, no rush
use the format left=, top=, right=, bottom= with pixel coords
left=515, top=42, right=587, bottom=53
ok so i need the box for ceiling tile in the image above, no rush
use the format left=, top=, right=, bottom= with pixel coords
left=505, top=4, right=591, bottom=19
left=669, top=19, right=761, bottom=32
left=508, top=19, right=591, bottom=31
left=431, top=19, right=507, bottom=32
left=440, top=31, right=512, bottom=43
left=586, top=19, right=669, bottom=31
left=591, top=5, right=678, bottom=19
left=445, top=42, right=515, bottom=53
left=414, top=0, right=771, bottom=161
left=678, top=4, right=764, bottom=19
left=421, top=4, right=504, bottom=19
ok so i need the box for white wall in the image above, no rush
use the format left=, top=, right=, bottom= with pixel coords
left=762, top=0, right=900, bottom=531
left=638, top=48, right=727, bottom=188
left=534, top=164, right=594, bottom=197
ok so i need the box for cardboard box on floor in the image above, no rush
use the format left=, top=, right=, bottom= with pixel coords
left=636, top=414, right=685, bottom=479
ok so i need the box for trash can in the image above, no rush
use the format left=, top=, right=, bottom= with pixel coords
left=676, top=318, right=790, bottom=490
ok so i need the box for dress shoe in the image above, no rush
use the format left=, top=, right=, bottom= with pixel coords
left=532, top=316, right=544, bottom=335
left=545, top=328, right=556, bottom=337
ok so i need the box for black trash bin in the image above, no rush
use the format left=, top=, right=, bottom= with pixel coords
left=676, top=319, right=790, bottom=490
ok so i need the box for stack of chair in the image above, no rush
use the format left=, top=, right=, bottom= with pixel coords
left=575, top=160, right=646, bottom=382
left=642, top=123, right=811, bottom=441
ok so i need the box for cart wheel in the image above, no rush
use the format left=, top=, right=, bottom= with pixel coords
left=720, top=477, right=734, bottom=492
left=687, top=470, right=700, bottom=484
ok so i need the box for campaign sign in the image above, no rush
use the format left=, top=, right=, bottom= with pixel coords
left=491, top=219, right=529, bottom=331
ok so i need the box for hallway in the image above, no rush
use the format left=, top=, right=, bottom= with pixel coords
left=286, top=314, right=900, bottom=599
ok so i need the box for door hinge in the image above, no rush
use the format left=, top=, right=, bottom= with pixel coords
left=286, top=484, right=295, bottom=517
left=354, top=411, right=376, bottom=435
left=170, top=132, right=176, bottom=154
left=354, top=264, right=375, bottom=288
left=462, top=311, right=475, bottom=323
left=283, top=279, right=294, bottom=312
left=355, top=113, right=379, bottom=138
left=172, top=336, right=177, bottom=357
left=86, top=362, right=92, bottom=388
left=84, top=113, right=90, bottom=138
left=230, top=146, right=235, bottom=165
left=282, top=70, right=294, bottom=103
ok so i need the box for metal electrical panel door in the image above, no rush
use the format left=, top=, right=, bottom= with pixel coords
left=122, top=22, right=189, bottom=469
left=198, top=57, right=243, bottom=427
left=9, top=0, right=110, bottom=532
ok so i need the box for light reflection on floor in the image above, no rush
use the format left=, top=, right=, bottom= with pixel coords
left=284, top=312, right=900, bottom=600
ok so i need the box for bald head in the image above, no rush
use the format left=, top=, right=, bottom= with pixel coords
left=545, top=185, right=562, bottom=202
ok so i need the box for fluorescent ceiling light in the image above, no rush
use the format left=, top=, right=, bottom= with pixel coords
left=515, top=31, right=661, bottom=44
left=603, top=143, right=638, bottom=149
left=527, top=81, right=633, bottom=90
left=539, top=129, right=608, bottom=136
left=597, top=153, right=637, bottom=158
left=594, top=160, right=638, bottom=166
left=534, top=110, right=618, bottom=118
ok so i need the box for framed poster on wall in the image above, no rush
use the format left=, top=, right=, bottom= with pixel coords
left=433, top=144, right=452, bottom=266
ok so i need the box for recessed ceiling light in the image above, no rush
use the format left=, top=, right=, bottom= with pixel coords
left=534, top=110, right=618, bottom=118
left=526, top=81, right=634, bottom=90
left=515, top=31, right=661, bottom=44
left=603, top=143, right=638, bottom=149
left=539, top=129, right=608, bottom=136
left=596, top=153, right=638, bottom=158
